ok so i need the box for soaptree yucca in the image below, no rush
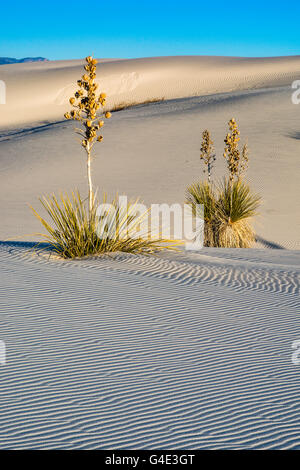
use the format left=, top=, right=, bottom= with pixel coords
left=185, top=181, right=217, bottom=246
left=64, top=56, right=111, bottom=215
left=218, top=119, right=258, bottom=247
left=32, top=191, right=177, bottom=259
left=215, top=178, right=261, bottom=247
left=32, top=56, right=178, bottom=257
left=186, top=118, right=261, bottom=247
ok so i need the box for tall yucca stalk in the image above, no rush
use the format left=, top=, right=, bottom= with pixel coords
left=186, top=118, right=261, bottom=248
left=200, top=130, right=216, bottom=183
left=64, top=56, right=111, bottom=215
left=223, top=118, right=249, bottom=183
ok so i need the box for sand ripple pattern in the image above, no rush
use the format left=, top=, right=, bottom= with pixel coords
left=0, top=243, right=299, bottom=449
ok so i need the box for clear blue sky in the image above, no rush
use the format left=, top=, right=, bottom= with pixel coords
left=1, top=0, right=300, bottom=60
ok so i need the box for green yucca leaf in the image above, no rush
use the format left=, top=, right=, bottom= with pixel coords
left=185, top=178, right=261, bottom=248
left=185, top=180, right=217, bottom=222
left=31, top=191, right=180, bottom=258
left=216, top=178, right=261, bottom=223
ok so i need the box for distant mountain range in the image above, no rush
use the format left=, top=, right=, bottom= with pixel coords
left=0, top=57, right=49, bottom=65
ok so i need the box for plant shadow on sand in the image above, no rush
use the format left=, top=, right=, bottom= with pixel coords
left=0, top=240, right=49, bottom=249
left=0, top=235, right=286, bottom=261
left=0, top=120, right=67, bottom=143
left=0, top=240, right=53, bottom=255
left=255, top=236, right=285, bottom=249
left=286, top=131, right=300, bottom=140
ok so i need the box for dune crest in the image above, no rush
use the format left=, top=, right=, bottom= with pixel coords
left=1, top=55, right=300, bottom=129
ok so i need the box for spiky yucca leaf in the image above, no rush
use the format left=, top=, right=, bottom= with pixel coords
left=215, top=178, right=261, bottom=248
left=185, top=181, right=217, bottom=246
left=217, top=178, right=261, bottom=222
left=186, top=181, right=216, bottom=221
left=31, top=191, right=179, bottom=258
left=185, top=178, right=261, bottom=248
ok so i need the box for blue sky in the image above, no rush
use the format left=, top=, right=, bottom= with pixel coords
left=1, top=0, right=300, bottom=60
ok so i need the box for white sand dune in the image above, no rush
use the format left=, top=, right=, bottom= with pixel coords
left=0, top=242, right=299, bottom=449
left=1, top=55, right=300, bottom=129
left=0, top=56, right=300, bottom=449
left=0, top=85, right=299, bottom=249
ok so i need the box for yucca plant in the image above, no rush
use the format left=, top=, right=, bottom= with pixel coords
left=184, top=130, right=218, bottom=246
left=186, top=181, right=217, bottom=246
left=32, top=56, right=178, bottom=258
left=218, top=119, right=258, bottom=247
left=186, top=118, right=261, bottom=248
left=32, top=191, right=177, bottom=258
left=215, top=178, right=261, bottom=248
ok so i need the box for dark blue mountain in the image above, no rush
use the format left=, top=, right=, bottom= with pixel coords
left=0, top=57, right=48, bottom=65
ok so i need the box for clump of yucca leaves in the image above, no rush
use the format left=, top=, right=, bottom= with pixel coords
left=186, top=181, right=217, bottom=247
left=186, top=119, right=260, bottom=248
left=32, top=191, right=176, bottom=258
left=32, top=56, right=177, bottom=258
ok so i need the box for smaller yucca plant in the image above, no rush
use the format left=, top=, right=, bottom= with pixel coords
left=31, top=192, right=178, bottom=258
left=219, top=118, right=258, bottom=246
left=186, top=118, right=261, bottom=248
left=215, top=178, right=261, bottom=248
left=186, top=181, right=217, bottom=246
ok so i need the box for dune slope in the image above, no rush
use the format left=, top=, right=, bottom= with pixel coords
left=1, top=55, right=300, bottom=129
left=0, top=243, right=299, bottom=449
left=0, top=86, right=299, bottom=249
left=0, top=56, right=300, bottom=449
